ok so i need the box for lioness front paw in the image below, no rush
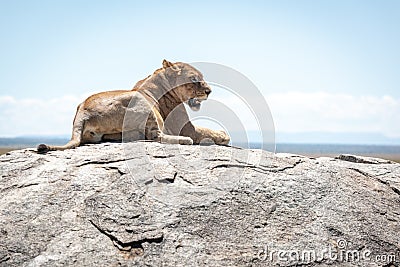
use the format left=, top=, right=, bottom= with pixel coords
left=179, top=136, right=194, bottom=145
left=215, top=130, right=230, bottom=145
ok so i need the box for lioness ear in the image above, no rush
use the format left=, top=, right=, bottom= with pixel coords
left=162, top=59, right=180, bottom=72
left=162, top=59, right=173, bottom=69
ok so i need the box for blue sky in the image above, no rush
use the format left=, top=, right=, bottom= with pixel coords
left=0, top=0, right=399, bottom=144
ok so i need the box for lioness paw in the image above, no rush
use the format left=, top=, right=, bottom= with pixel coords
left=217, top=130, right=230, bottom=145
left=179, top=137, right=194, bottom=145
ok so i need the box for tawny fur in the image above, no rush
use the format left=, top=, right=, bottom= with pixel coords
left=37, top=60, right=230, bottom=153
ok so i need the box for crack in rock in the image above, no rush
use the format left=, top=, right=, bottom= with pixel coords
left=268, top=159, right=303, bottom=172
left=0, top=254, right=10, bottom=263
left=152, top=154, right=175, bottom=159
left=210, top=163, right=255, bottom=169
left=381, top=181, right=400, bottom=197
left=206, top=158, right=231, bottom=162
left=89, top=220, right=163, bottom=259
left=0, top=182, right=40, bottom=194
left=76, top=157, right=137, bottom=167
left=102, top=166, right=127, bottom=176
left=178, top=174, right=194, bottom=185
left=349, top=167, right=400, bottom=197
left=158, top=172, right=177, bottom=184
left=349, top=167, right=371, bottom=177
left=210, top=159, right=303, bottom=174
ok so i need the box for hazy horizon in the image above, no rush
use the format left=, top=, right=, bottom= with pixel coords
left=1, top=131, right=399, bottom=146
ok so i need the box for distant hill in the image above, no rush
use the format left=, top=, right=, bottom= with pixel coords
left=0, top=136, right=69, bottom=148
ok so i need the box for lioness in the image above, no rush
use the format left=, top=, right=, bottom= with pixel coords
left=37, top=60, right=230, bottom=153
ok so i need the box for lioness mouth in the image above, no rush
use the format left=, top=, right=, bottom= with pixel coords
left=188, top=98, right=202, bottom=111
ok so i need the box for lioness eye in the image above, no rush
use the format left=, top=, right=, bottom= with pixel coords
left=191, top=76, right=199, bottom=83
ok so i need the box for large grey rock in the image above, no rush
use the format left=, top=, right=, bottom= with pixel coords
left=0, top=142, right=399, bottom=266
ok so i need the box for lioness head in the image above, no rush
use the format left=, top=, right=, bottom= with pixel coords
left=162, top=59, right=211, bottom=111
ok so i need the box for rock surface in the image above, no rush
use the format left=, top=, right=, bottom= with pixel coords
left=0, top=142, right=399, bottom=267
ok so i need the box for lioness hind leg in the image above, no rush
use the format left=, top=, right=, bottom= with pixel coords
left=103, top=131, right=144, bottom=142
left=102, top=133, right=122, bottom=142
